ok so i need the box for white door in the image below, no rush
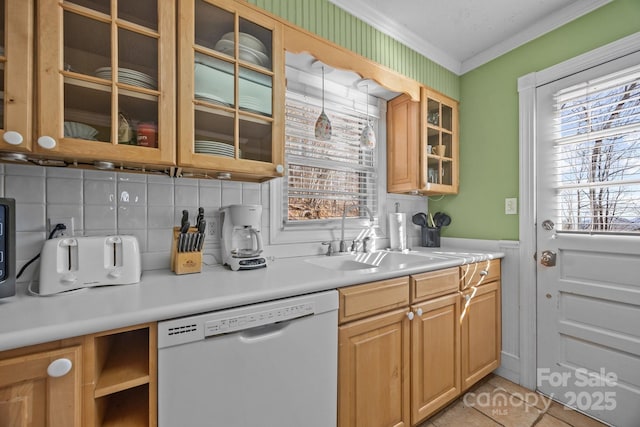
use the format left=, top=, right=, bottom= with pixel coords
left=536, top=51, right=640, bottom=427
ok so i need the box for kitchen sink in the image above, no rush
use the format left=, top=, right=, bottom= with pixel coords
left=304, top=251, right=449, bottom=271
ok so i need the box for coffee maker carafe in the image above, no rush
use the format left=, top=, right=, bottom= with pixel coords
left=220, top=204, right=267, bottom=271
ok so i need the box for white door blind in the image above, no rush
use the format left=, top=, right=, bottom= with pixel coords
left=284, top=91, right=377, bottom=222
left=553, top=63, right=640, bottom=233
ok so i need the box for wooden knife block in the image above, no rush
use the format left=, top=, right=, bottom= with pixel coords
left=171, top=226, right=203, bottom=275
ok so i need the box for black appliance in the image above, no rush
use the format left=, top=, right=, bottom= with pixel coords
left=0, top=198, right=15, bottom=298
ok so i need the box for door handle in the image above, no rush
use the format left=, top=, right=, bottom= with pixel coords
left=540, top=250, right=556, bottom=267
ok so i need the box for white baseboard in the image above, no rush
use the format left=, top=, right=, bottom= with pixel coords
left=495, top=351, right=525, bottom=387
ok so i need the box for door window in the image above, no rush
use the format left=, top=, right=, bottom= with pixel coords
left=552, top=65, right=640, bottom=233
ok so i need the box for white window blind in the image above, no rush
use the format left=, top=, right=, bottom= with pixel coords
left=284, top=90, right=378, bottom=223
left=553, top=64, right=640, bottom=233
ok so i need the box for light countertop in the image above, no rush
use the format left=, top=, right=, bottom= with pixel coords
left=0, top=247, right=503, bottom=352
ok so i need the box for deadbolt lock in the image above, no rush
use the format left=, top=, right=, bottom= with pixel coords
left=540, top=250, right=557, bottom=267
left=542, top=220, right=555, bottom=231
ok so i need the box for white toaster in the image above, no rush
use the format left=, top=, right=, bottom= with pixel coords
left=36, top=235, right=141, bottom=295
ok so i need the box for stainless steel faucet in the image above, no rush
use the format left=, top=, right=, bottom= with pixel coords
left=339, top=203, right=375, bottom=253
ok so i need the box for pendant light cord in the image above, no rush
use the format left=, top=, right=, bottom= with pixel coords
left=321, top=66, right=325, bottom=111
left=365, top=84, right=369, bottom=124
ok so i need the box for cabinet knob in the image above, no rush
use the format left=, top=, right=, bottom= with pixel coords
left=47, top=358, right=73, bottom=378
left=406, top=311, right=414, bottom=320
left=3, top=131, right=23, bottom=145
left=415, top=308, right=423, bottom=317
left=480, top=270, right=488, bottom=276
left=37, top=136, right=57, bottom=149
left=275, top=164, right=284, bottom=174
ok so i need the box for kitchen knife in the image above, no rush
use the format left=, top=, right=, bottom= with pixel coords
left=196, top=207, right=204, bottom=226
left=181, top=209, right=189, bottom=228
left=197, top=219, right=206, bottom=251
left=179, top=220, right=190, bottom=252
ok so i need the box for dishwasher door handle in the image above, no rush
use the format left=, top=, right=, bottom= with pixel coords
left=238, top=320, right=291, bottom=342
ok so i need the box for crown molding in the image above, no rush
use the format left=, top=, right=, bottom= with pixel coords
left=328, top=0, right=612, bottom=75
left=460, top=0, right=613, bottom=74
left=327, top=0, right=462, bottom=74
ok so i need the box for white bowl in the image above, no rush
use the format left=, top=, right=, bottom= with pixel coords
left=64, top=121, right=98, bottom=140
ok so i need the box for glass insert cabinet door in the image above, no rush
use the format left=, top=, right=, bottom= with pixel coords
left=37, top=0, right=175, bottom=166
left=177, top=0, right=284, bottom=180
left=422, top=87, right=459, bottom=194
left=0, top=0, right=33, bottom=153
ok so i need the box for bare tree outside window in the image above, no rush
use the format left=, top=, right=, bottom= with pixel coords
left=555, top=67, right=640, bottom=233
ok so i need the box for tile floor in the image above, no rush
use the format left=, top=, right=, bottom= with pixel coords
left=418, top=374, right=608, bottom=427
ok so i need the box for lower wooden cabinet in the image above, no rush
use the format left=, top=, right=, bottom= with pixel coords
left=461, top=279, right=501, bottom=390
left=339, top=263, right=501, bottom=427
left=339, top=308, right=411, bottom=427
left=84, top=323, right=157, bottom=427
left=0, top=343, right=83, bottom=427
left=0, top=322, right=156, bottom=427
left=411, top=292, right=461, bottom=423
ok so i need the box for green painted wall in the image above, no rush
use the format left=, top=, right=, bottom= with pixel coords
left=248, top=0, right=460, bottom=99
left=430, top=0, right=640, bottom=240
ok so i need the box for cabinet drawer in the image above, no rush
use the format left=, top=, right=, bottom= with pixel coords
left=339, top=277, right=410, bottom=324
left=410, top=267, right=459, bottom=303
left=460, top=259, right=501, bottom=290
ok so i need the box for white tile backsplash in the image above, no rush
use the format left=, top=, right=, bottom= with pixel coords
left=174, top=179, right=199, bottom=206
left=47, top=177, right=83, bottom=203
left=6, top=174, right=45, bottom=203
left=118, top=205, right=147, bottom=229
left=5, top=163, right=429, bottom=279
left=15, top=203, right=45, bottom=232
left=148, top=181, right=174, bottom=207
left=242, top=182, right=261, bottom=205
left=148, top=205, right=174, bottom=228
left=84, top=204, right=117, bottom=232
left=221, top=181, right=242, bottom=206
left=84, top=178, right=116, bottom=205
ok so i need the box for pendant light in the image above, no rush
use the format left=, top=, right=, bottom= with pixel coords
left=359, top=80, right=376, bottom=149
left=314, top=64, right=332, bottom=141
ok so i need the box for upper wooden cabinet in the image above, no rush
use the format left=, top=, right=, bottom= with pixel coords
left=422, top=88, right=459, bottom=194
left=36, top=0, right=176, bottom=167
left=387, top=88, right=459, bottom=195
left=387, top=93, right=420, bottom=194
left=176, top=0, right=284, bottom=181
left=0, top=0, right=34, bottom=153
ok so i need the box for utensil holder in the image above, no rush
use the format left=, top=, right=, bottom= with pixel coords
left=171, top=226, right=203, bottom=275
left=421, top=227, right=440, bottom=247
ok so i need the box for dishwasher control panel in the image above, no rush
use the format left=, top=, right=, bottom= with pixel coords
left=158, top=290, right=338, bottom=349
left=205, top=302, right=314, bottom=337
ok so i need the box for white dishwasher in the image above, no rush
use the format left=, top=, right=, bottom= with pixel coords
left=158, top=289, right=338, bottom=427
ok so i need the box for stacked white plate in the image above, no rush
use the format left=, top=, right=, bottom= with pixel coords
left=239, top=95, right=270, bottom=115
left=195, top=92, right=231, bottom=107
left=95, top=67, right=157, bottom=89
left=194, top=140, right=239, bottom=158
left=213, top=32, right=270, bottom=67
left=64, top=121, right=99, bottom=140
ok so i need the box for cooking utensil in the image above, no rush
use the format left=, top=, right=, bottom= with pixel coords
left=434, top=212, right=452, bottom=228
left=411, top=212, right=428, bottom=227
